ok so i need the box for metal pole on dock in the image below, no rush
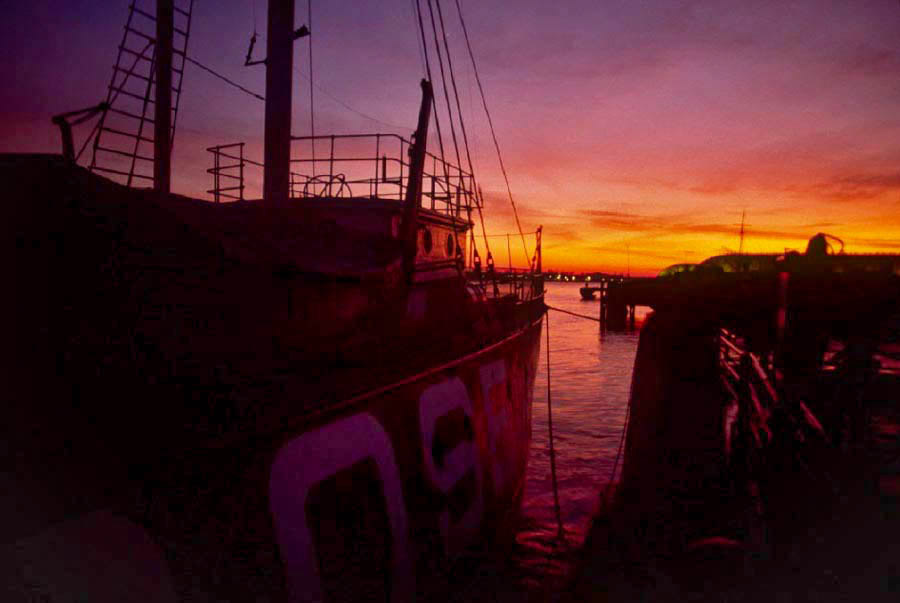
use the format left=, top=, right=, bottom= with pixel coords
left=599, top=280, right=607, bottom=329
left=153, top=0, right=173, bottom=195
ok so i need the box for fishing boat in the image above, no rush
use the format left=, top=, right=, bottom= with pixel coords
left=5, top=1, right=544, bottom=600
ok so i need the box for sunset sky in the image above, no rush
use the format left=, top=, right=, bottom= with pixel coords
left=3, top=0, right=900, bottom=274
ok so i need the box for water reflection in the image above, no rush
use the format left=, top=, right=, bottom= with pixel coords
left=457, top=283, right=640, bottom=597
left=449, top=282, right=649, bottom=600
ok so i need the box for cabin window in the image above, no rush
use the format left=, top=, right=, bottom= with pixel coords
left=446, top=233, right=454, bottom=256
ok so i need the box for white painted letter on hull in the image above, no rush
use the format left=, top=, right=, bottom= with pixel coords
left=269, top=413, right=413, bottom=603
left=419, top=377, right=484, bottom=556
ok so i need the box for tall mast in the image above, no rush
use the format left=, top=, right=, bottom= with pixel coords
left=400, top=80, right=434, bottom=278
left=153, top=0, right=174, bottom=194
left=263, top=0, right=296, bottom=207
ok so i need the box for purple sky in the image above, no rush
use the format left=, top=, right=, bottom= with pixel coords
left=3, top=0, right=900, bottom=272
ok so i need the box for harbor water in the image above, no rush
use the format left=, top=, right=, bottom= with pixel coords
left=452, top=281, right=650, bottom=599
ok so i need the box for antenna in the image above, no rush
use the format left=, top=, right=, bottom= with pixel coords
left=626, top=243, right=630, bottom=278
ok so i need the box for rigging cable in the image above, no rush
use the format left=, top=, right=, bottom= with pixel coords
left=308, top=0, right=315, bottom=170
left=454, top=0, right=531, bottom=269
left=414, top=0, right=450, bottom=190
left=184, top=56, right=265, bottom=101
left=183, top=54, right=405, bottom=132
left=241, top=28, right=406, bottom=130
left=435, top=0, right=475, bottom=186
left=426, top=0, right=462, bottom=187
left=410, top=0, right=429, bottom=77
left=475, top=186, right=493, bottom=265
left=293, top=65, right=409, bottom=130
left=433, top=0, right=492, bottom=268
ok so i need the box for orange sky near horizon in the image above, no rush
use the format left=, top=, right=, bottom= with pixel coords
left=3, top=0, right=899, bottom=275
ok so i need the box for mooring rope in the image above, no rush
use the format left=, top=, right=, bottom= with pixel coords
left=600, top=390, right=631, bottom=513
left=544, top=302, right=631, bottom=515
left=545, top=310, right=565, bottom=542
left=545, top=304, right=601, bottom=323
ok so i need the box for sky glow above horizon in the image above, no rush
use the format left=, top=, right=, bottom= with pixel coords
left=3, top=0, right=900, bottom=275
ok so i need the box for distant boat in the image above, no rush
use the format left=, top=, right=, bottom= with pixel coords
left=580, top=286, right=601, bottom=300
left=6, top=1, right=544, bottom=600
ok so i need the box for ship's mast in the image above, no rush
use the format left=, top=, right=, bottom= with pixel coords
left=400, top=80, right=434, bottom=278
left=154, top=0, right=174, bottom=194
left=263, top=0, right=296, bottom=207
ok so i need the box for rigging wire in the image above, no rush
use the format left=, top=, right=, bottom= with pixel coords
left=454, top=0, right=531, bottom=268
left=426, top=0, right=462, bottom=186
left=292, top=66, right=409, bottom=131
left=308, top=0, right=315, bottom=169
left=239, top=26, right=407, bottom=131
left=413, top=0, right=450, bottom=186
left=410, top=0, right=429, bottom=79
left=414, top=0, right=490, bottom=263
left=434, top=0, right=475, bottom=183
left=433, top=0, right=490, bottom=267
left=182, top=53, right=407, bottom=131
left=474, top=186, right=493, bottom=264
left=481, top=229, right=540, bottom=239
left=184, top=56, right=265, bottom=101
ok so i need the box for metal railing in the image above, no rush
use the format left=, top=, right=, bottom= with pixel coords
left=467, top=229, right=544, bottom=300
left=289, top=133, right=477, bottom=215
left=207, top=134, right=478, bottom=214
left=207, top=143, right=254, bottom=202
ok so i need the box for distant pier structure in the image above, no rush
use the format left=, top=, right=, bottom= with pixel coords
left=570, top=238, right=900, bottom=600
left=579, top=274, right=642, bottom=331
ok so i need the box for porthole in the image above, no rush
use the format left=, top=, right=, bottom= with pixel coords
left=446, top=233, right=454, bottom=256
left=422, top=228, right=433, bottom=254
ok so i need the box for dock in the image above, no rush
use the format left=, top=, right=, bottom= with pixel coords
left=567, top=248, right=900, bottom=601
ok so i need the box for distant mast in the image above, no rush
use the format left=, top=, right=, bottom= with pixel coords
left=154, top=0, right=174, bottom=194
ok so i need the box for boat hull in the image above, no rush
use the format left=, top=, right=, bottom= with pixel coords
left=8, top=314, right=543, bottom=602
left=269, top=312, right=542, bottom=601
left=6, top=153, right=546, bottom=601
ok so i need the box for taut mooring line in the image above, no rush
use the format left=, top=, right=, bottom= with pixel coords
left=543, top=302, right=631, bottom=515
left=546, top=310, right=565, bottom=541
left=546, top=304, right=602, bottom=323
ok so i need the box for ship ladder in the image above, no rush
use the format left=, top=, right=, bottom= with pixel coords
left=86, top=0, right=195, bottom=187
